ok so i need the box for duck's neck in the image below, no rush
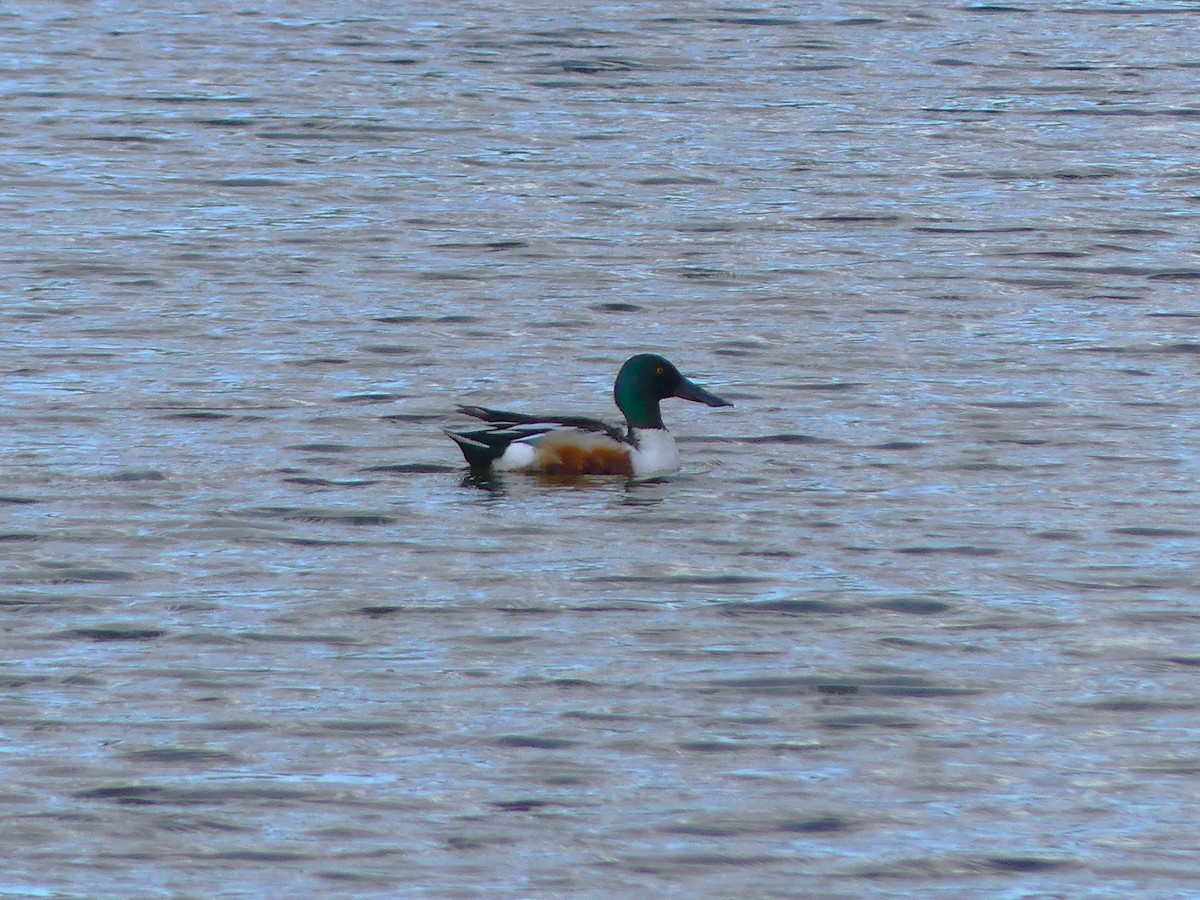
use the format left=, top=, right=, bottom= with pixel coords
left=618, top=394, right=665, bottom=433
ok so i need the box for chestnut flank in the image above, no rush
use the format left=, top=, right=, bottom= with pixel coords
left=534, top=433, right=634, bottom=476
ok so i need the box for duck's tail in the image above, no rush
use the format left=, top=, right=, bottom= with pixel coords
left=445, top=429, right=505, bottom=468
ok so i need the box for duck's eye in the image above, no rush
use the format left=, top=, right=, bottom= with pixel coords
left=656, top=366, right=664, bottom=375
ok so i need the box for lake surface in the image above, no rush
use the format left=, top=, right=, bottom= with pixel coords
left=4, top=1, right=1200, bottom=895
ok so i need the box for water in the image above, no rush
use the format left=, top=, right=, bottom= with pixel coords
left=4, top=1, right=1200, bottom=895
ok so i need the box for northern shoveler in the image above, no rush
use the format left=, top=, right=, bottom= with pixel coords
left=446, top=354, right=732, bottom=477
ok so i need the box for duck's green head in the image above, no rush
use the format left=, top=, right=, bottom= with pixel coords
left=613, top=354, right=732, bottom=429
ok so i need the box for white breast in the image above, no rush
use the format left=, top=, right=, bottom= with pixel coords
left=629, top=429, right=680, bottom=477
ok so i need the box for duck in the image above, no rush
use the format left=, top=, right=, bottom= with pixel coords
left=446, top=354, right=732, bottom=477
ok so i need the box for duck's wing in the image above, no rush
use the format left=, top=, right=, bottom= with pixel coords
left=455, top=405, right=625, bottom=442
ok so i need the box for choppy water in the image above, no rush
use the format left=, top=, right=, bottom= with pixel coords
left=4, top=1, right=1200, bottom=896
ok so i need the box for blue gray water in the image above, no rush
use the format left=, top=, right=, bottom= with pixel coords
left=4, top=1, right=1200, bottom=896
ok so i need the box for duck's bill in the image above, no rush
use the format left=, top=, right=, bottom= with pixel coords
left=674, top=377, right=732, bottom=407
